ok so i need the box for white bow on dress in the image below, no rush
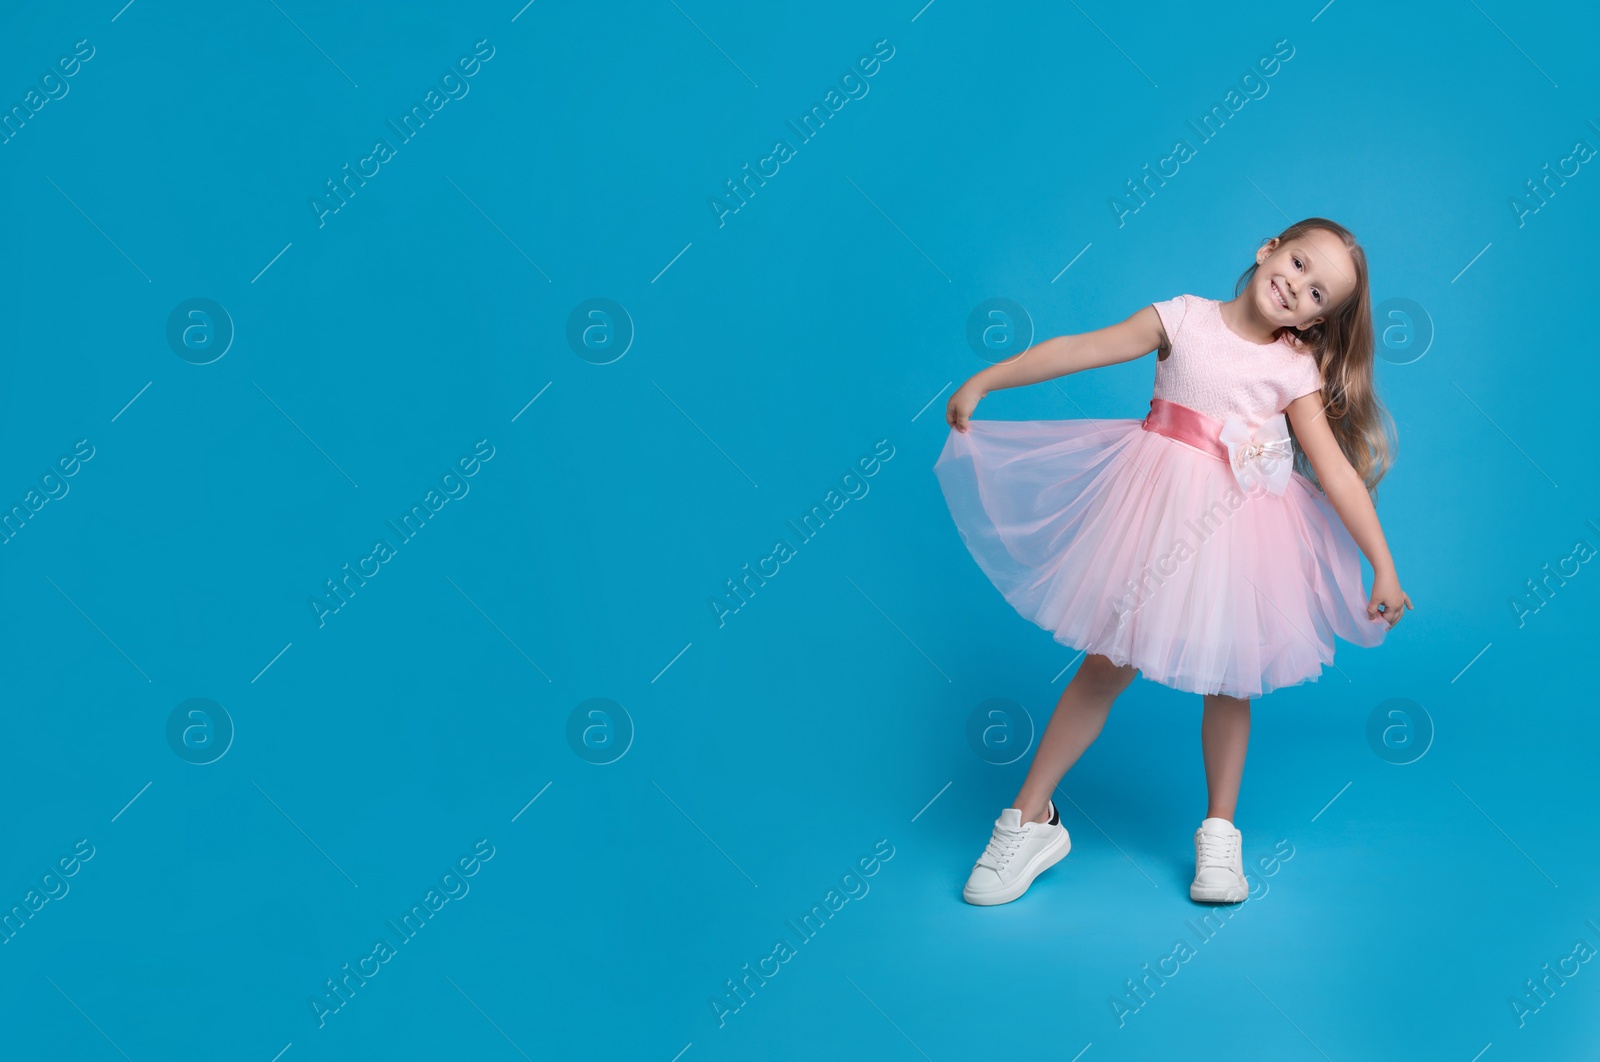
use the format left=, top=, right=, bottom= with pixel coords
left=1219, top=412, right=1294, bottom=496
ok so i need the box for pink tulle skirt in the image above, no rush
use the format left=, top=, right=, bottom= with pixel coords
left=933, top=403, right=1388, bottom=699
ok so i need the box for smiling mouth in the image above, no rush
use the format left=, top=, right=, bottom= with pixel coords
left=1270, top=280, right=1289, bottom=310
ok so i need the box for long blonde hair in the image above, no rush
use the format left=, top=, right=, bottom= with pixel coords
left=1234, top=217, right=1397, bottom=498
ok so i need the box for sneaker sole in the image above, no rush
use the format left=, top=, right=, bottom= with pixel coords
left=963, top=828, right=1071, bottom=906
left=1189, top=879, right=1248, bottom=903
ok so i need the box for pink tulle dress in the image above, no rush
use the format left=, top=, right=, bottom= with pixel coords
left=934, top=293, right=1388, bottom=699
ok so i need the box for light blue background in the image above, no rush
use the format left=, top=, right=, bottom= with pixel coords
left=0, top=1, right=1594, bottom=1059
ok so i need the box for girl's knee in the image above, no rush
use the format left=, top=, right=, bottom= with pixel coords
left=1080, top=654, right=1138, bottom=692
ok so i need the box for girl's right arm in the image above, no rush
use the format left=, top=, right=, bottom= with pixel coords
left=946, top=305, right=1169, bottom=432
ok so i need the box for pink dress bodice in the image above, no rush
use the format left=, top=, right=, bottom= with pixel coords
left=1149, top=294, right=1324, bottom=428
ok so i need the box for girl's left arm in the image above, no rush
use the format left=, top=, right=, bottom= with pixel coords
left=1285, top=392, right=1414, bottom=629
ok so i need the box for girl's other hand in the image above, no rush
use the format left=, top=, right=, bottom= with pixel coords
left=947, top=382, right=984, bottom=433
left=1367, top=568, right=1414, bottom=629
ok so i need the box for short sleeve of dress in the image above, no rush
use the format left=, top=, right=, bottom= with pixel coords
left=1149, top=294, right=1190, bottom=350
left=1285, top=351, right=1324, bottom=403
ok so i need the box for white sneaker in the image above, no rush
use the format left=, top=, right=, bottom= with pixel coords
left=1190, top=817, right=1248, bottom=903
left=963, top=800, right=1071, bottom=906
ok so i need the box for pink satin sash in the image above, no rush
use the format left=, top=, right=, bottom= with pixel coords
left=1141, top=397, right=1228, bottom=461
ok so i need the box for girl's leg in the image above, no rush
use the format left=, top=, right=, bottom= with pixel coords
left=1010, top=654, right=1139, bottom=823
left=1200, top=693, right=1251, bottom=821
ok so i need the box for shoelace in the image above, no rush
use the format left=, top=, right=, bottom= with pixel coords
left=976, top=822, right=1029, bottom=871
left=1196, top=830, right=1240, bottom=871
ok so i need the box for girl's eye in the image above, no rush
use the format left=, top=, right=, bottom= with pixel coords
left=1291, top=256, right=1322, bottom=302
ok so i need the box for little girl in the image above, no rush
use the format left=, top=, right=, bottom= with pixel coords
left=934, top=217, right=1413, bottom=907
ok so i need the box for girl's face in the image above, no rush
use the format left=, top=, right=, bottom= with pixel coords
left=1253, top=230, right=1357, bottom=330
